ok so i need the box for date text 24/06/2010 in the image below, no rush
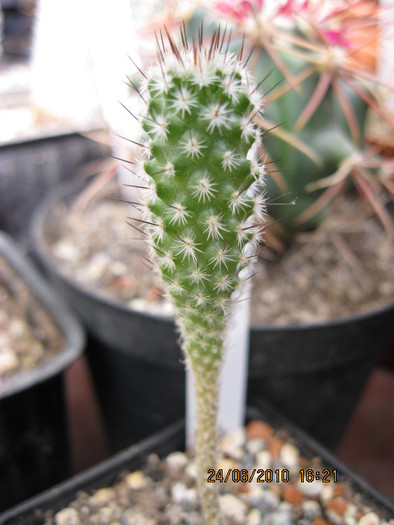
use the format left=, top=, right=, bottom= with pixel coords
left=207, top=468, right=338, bottom=484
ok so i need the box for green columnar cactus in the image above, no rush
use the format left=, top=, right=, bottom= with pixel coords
left=131, top=28, right=265, bottom=524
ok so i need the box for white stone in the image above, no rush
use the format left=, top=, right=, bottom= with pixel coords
left=327, top=509, right=346, bottom=525
left=256, top=450, right=272, bottom=469
left=262, top=509, right=292, bottom=525
left=344, top=503, right=358, bottom=519
left=54, top=242, right=79, bottom=262
left=98, top=507, right=116, bottom=523
left=89, top=487, right=115, bottom=506
left=298, top=479, right=323, bottom=497
left=277, top=501, right=293, bottom=514
left=320, top=484, right=335, bottom=503
left=246, top=438, right=265, bottom=457
left=220, top=427, right=246, bottom=459
left=219, top=494, right=247, bottom=523
left=171, top=482, right=198, bottom=508
left=110, top=261, right=127, bottom=276
left=125, top=470, right=150, bottom=490
left=9, top=319, right=26, bottom=338
left=120, top=510, right=155, bottom=525
left=345, top=518, right=357, bottom=525
left=166, top=451, right=188, bottom=473
left=247, top=508, right=262, bottom=525
left=301, top=500, right=322, bottom=519
left=358, top=513, right=380, bottom=525
left=248, top=486, right=280, bottom=513
left=185, top=460, right=197, bottom=480
left=55, top=508, right=81, bottom=525
left=279, top=443, right=299, bottom=469
left=0, top=349, right=19, bottom=375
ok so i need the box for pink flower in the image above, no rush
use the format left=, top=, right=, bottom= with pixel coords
left=215, top=0, right=261, bottom=21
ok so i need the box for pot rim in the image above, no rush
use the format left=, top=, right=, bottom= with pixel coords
left=0, top=231, right=85, bottom=399
left=30, top=180, right=394, bottom=334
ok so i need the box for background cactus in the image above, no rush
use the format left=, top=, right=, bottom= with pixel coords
left=153, top=0, right=394, bottom=248
left=128, top=27, right=265, bottom=524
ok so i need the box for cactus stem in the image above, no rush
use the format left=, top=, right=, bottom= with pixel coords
left=127, top=26, right=267, bottom=522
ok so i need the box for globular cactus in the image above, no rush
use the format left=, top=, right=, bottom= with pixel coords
left=129, top=27, right=265, bottom=524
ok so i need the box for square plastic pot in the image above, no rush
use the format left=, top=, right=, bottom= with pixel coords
left=0, top=232, right=85, bottom=511
left=0, top=403, right=393, bottom=524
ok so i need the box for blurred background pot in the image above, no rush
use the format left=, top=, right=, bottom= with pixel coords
left=0, top=132, right=106, bottom=244
left=30, top=180, right=394, bottom=451
left=0, top=231, right=85, bottom=511
left=248, top=308, right=394, bottom=449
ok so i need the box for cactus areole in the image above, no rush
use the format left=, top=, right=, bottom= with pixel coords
left=130, top=27, right=266, bottom=524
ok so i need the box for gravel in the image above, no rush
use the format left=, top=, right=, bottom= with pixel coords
left=42, top=420, right=393, bottom=525
left=42, top=186, right=394, bottom=326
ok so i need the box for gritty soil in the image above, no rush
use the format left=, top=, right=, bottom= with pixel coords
left=41, top=182, right=394, bottom=326
left=0, top=255, right=64, bottom=381
left=43, top=420, right=391, bottom=525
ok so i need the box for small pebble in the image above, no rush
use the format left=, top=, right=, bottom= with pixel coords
left=166, top=451, right=188, bottom=474
left=326, top=498, right=348, bottom=524
left=320, top=484, right=335, bottom=503
left=246, top=438, right=265, bottom=457
left=219, top=494, right=247, bottom=523
left=89, top=487, right=116, bottom=507
left=301, top=500, right=322, bottom=520
left=262, top=510, right=293, bottom=525
left=9, top=319, right=26, bottom=337
left=282, top=484, right=304, bottom=506
left=280, top=443, right=300, bottom=469
left=256, top=450, right=272, bottom=469
left=344, top=503, right=358, bottom=520
left=247, top=421, right=274, bottom=440
left=358, top=513, right=380, bottom=525
left=313, top=519, right=328, bottom=525
left=248, top=486, right=280, bottom=513
left=120, top=510, right=155, bottom=525
left=125, top=471, right=150, bottom=490
left=171, top=482, right=198, bottom=510
left=268, top=438, right=284, bottom=458
left=247, top=508, right=262, bottom=525
left=54, top=242, right=79, bottom=262
left=335, top=483, right=347, bottom=497
left=185, top=460, right=198, bottom=481
left=220, top=427, right=246, bottom=459
left=0, top=349, right=19, bottom=375
left=98, top=507, right=117, bottom=523
left=299, top=479, right=323, bottom=497
left=55, top=508, right=81, bottom=525
left=217, top=457, right=241, bottom=485
left=345, top=518, right=357, bottom=525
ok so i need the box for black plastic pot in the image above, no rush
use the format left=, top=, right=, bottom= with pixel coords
left=0, top=403, right=393, bottom=524
left=0, top=232, right=85, bottom=511
left=248, top=304, right=394, bottom=449
left=30, top=181, right=394, bottom=451
left=0, top=132, right=105, bottom=243
left=30, top=181, right=186, bottom=452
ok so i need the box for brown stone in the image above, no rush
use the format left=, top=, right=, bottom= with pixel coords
left=146, top=286, right=163, bottom=301
left=326, top=498, right=348, bottom=517
left=334, top=483, right=346, bottom=497
left=268, top=437, right=284, bottom=458
left=313, top=519, right=328, bottom=525
left=282, top=484, right=303, bottom=505
left=246, top=420, right=274, bottom=440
